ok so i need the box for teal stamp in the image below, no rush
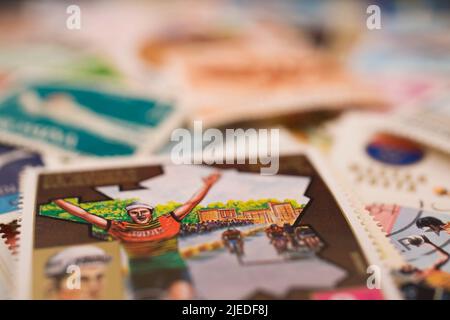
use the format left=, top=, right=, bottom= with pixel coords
left=0, top=84, right=179, bottom=157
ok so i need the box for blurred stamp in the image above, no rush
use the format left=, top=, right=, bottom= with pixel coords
left=331, top=113, right=450, bottom=212
left=331, top=113, right=450, bottom=299
left=0, top=144, right=43, bottom=223
left=388, top=86, right=450, bottom=155
left=0, top=84, right=183, bottom=158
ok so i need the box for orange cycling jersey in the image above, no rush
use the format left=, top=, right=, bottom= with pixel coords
left=106, top=212, right=180, bottom=242
left=105, top=212, right=181, bottom=258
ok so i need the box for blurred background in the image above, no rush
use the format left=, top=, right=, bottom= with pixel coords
left=0, top=0, right=448, bottom=154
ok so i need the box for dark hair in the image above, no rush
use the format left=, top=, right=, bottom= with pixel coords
left=126, top=207, right=153, bottom=217
left=416, top=216, right=444, bottom=229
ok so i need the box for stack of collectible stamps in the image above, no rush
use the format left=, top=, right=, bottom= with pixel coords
left=0, top=1, right=449, bottom=300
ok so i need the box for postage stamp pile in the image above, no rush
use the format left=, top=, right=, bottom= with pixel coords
left=0, top=1, right=448, bottom=301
